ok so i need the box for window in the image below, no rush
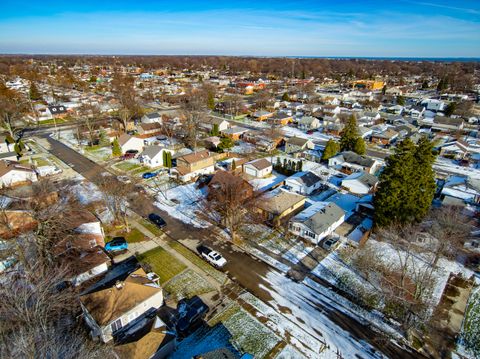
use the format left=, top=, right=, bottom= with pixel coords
left=304, top=230, right=316, bottom=239
left=111, top=318, right=122, bottom=332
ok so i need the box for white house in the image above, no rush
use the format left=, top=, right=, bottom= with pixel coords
left=341, top=171, right=378, bottom=195
left=328, top=152, right=382, bottom=175
left=0, top=160, right=37, bottom=187
left=298, top=116, right=321, bottom=131
left=141, top=112, right=162, bottom=124
left=285, top=171, right=323, bottom=195
left=140, top=146, right=172, bottom=168
left=243, top=158, right=272, bottom=178
left=117, top=134, right=144, bottom=154
left=80, top=268, right=164, bottom=343
left=289, top=202, right=345, bottom=245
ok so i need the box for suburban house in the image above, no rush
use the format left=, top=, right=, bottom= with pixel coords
left=285, top=137, right=314, bottom=156
left=243, top=158, right=272, bottom=178
left=285, top=171, right=323, bottom=195
left=441, top=176, right=480, bottom=206
left=114, top=316, right=176, bottom=359
left=208, top=171, right=254, bottom=202
left=438, top=140, right=480, bottom=160
left=421, top=99, right=445, bottom=112
left=256, top=188, right=305, bottom=225
left=341, top=172, right=379, bottom=195
left=268, top=113, right=294, bottom=126
left=137, top=123, right=163, bottom=137
left=140, top=146, right=172, bottom=168
left=80, top=268, right=164, bottom=343
left=252, top=110, right=274, bottom=121
left=328, top=151, right=381, bottom=175
left=202, top=117, right=231, bottom=132
left=289, top=202, right=345, bottom=245
left=298, top=116, right=321, bottom=131
left=430, top=116, right=465, bottom=132
left=141, top=112, right=162, bottom=124
left=221, top=126, right=249, bottom=140
left=0, top=160, right=37, bottom=187
left=370, top=128, right=399, bottom=145
left=59, top=247, right=111, bottom=287
left=172, top=150, right=221, bottom=182
left=118, top=134, right=144, bottom=154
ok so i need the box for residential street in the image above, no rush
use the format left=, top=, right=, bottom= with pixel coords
left=40, top=134, right=420, bottom=358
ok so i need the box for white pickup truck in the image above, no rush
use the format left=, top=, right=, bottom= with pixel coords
left=196, top=245, right=227, bottom=268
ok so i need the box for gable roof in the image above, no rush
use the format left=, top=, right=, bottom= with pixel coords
left=288, top=171, right=322, bottom=187
left=139, top=123, right=162, bottom=131
left=336, top=151, right=376, bottom=167
left=144, top=112, right=161, bottom=119
left=0, top=160, right=35, bottom=177
left=287, top=136, right=311, bottom=147
left=293, top=202, right=344, bottom=234
left=245, top=158, right=271, bottom=171
left=178, top=149, right=212, bottom=164
left=80, top=268, right=161, bottom=326
left=258, top=188, right=305, bottom=215
left=141, top=146, right=163, bottom=159
left=118, top=134, right=133, bottom=146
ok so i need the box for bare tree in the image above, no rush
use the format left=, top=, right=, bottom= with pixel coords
left=77, top=102, right=102, bottom=146
left=111, top=72, right=140, bottom=132
left=181, top=87, right=207, bottom=149
left=0, top=81, right=27, bottom=138
left=95, top=174, right=132, bottom=232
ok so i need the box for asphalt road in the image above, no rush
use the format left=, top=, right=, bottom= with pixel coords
left=39, top=134, right=419, bottom=359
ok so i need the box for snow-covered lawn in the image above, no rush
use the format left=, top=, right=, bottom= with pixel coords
left=154, top=183, right=210, bottom=228
left=230, top=142, right=256, bottom=154
left=249, top=172, right=286, bottom=192
left=282, top=241, right=315, bottom=265
left=244, top=245, right=291, bottom=273
left=71, top=180, right=103, bottom=204
left=164, top=269, right=216, bottom=301
left=434, top=158, right=480, bottom=179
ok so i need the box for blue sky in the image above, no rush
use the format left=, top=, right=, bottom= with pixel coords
left=0, top=1, right=479, bottom=57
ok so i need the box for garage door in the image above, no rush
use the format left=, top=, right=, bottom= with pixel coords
left=245, top=167, right=257, bottom=177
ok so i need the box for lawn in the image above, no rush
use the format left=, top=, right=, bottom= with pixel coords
left=136, top=246, right=187, bottom=284
left=114, top=161, right=141, bottom=172
left=168, top=242, right=227, bottom=284
left=105, top=226, right=148, bottom=244
left=164, top=269, right=216, bottom=301
left=39, top=118, right=68, bottom=125
left=139, top=218, right=163, bottom=237
left=461, top=288, right=480, bottom=358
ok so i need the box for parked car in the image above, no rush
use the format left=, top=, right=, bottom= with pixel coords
left=176, top=296, right=209, bottom=335
left=142, top=172, right=157, bottom=179
left=121, top=152, right=136, bottom=160
left=148, top=213, right=166, bottom=228
left=105, top=237, right=128, bottom=252
left=322, top=236, right=340, bottom=251
left=196, top=245, right=227, bottom=268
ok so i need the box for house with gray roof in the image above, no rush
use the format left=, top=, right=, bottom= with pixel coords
left=285, top=137, right=314, bottom=156
left=139, top=145, right=172, bottom=168
left=298, top=116, right=320, bottom=131
left=285, top=171, right=323, bottom=195
left=328, top=151, right=381, bottom=175
left=141, top=112, right=162, bottom=124
left=341, top=171, right=378, bottom=195
left=289, top=202, right=345, bottom=244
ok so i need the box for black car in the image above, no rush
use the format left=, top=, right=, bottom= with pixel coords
left=125, top=149, right=139, bottom=155
left=148, top=213, right=166, bottom=228
left=176, top=296, right=209, bottom=335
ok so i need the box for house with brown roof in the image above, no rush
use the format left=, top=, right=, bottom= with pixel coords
left=243, top=158, right=272, bottom=178
left=171, top=150, right=222, bottom=182
left=0, top=160, right=37, bottom=188
left=114, top=316, right=176, bottom=359
left=256, top=188, right=305, bottom=225
left=80, top=268, right=164, bottom=343
left=137, top=123, right=163, bottom=137
left=208, top=171, right=254, bottom=203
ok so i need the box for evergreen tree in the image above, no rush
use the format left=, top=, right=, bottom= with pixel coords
left=162, top=151, right=168, bottom=167
left=283, top=158, right=287, bottom=169
left=218, top=136, right=234, bottom=152
left=29, top=82, right=42, bottom=101
left=287, top=159, right=292, bottom=170
left=275, top=157, right=281, bottom=170
left=296, top=161, right=302, bottom=172
left=353, top=137, right=366, bottom=155
left=281, top=92, right=290, bottom=101
left=207, top=92, right=215, bottom=110
left=231, top=159, right=236, bottom=171
left=444, top=102, right=457, bottom=117
left=382, top=85, right=387, bottom=96
left=374, top=137, right=436, bottom=227
left=166, top=151, right=172, bottom=168
left=211, top=123, right=220, bottom=136
left=98, top=128, right=109, bottom=146
left=322, top=139, right=340, bottom=161
left=112, top=138, right=122, bottom=157
left=421, top=80, right=429, bottom=89
left=396, top=95, right=405, bottom=106
left=340, top=115, right=361, bottom=153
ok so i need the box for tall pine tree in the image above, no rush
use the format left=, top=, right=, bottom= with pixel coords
left=112, top=138, right=122, bottom=157
left=340, top=115, right=365, bottom=155
left=374, top=137, right=436, bottom=227
left=322, top=139, right=340, bottom=160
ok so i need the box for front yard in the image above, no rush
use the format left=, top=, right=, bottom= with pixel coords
left=136, top=246, right=187, bottom=284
